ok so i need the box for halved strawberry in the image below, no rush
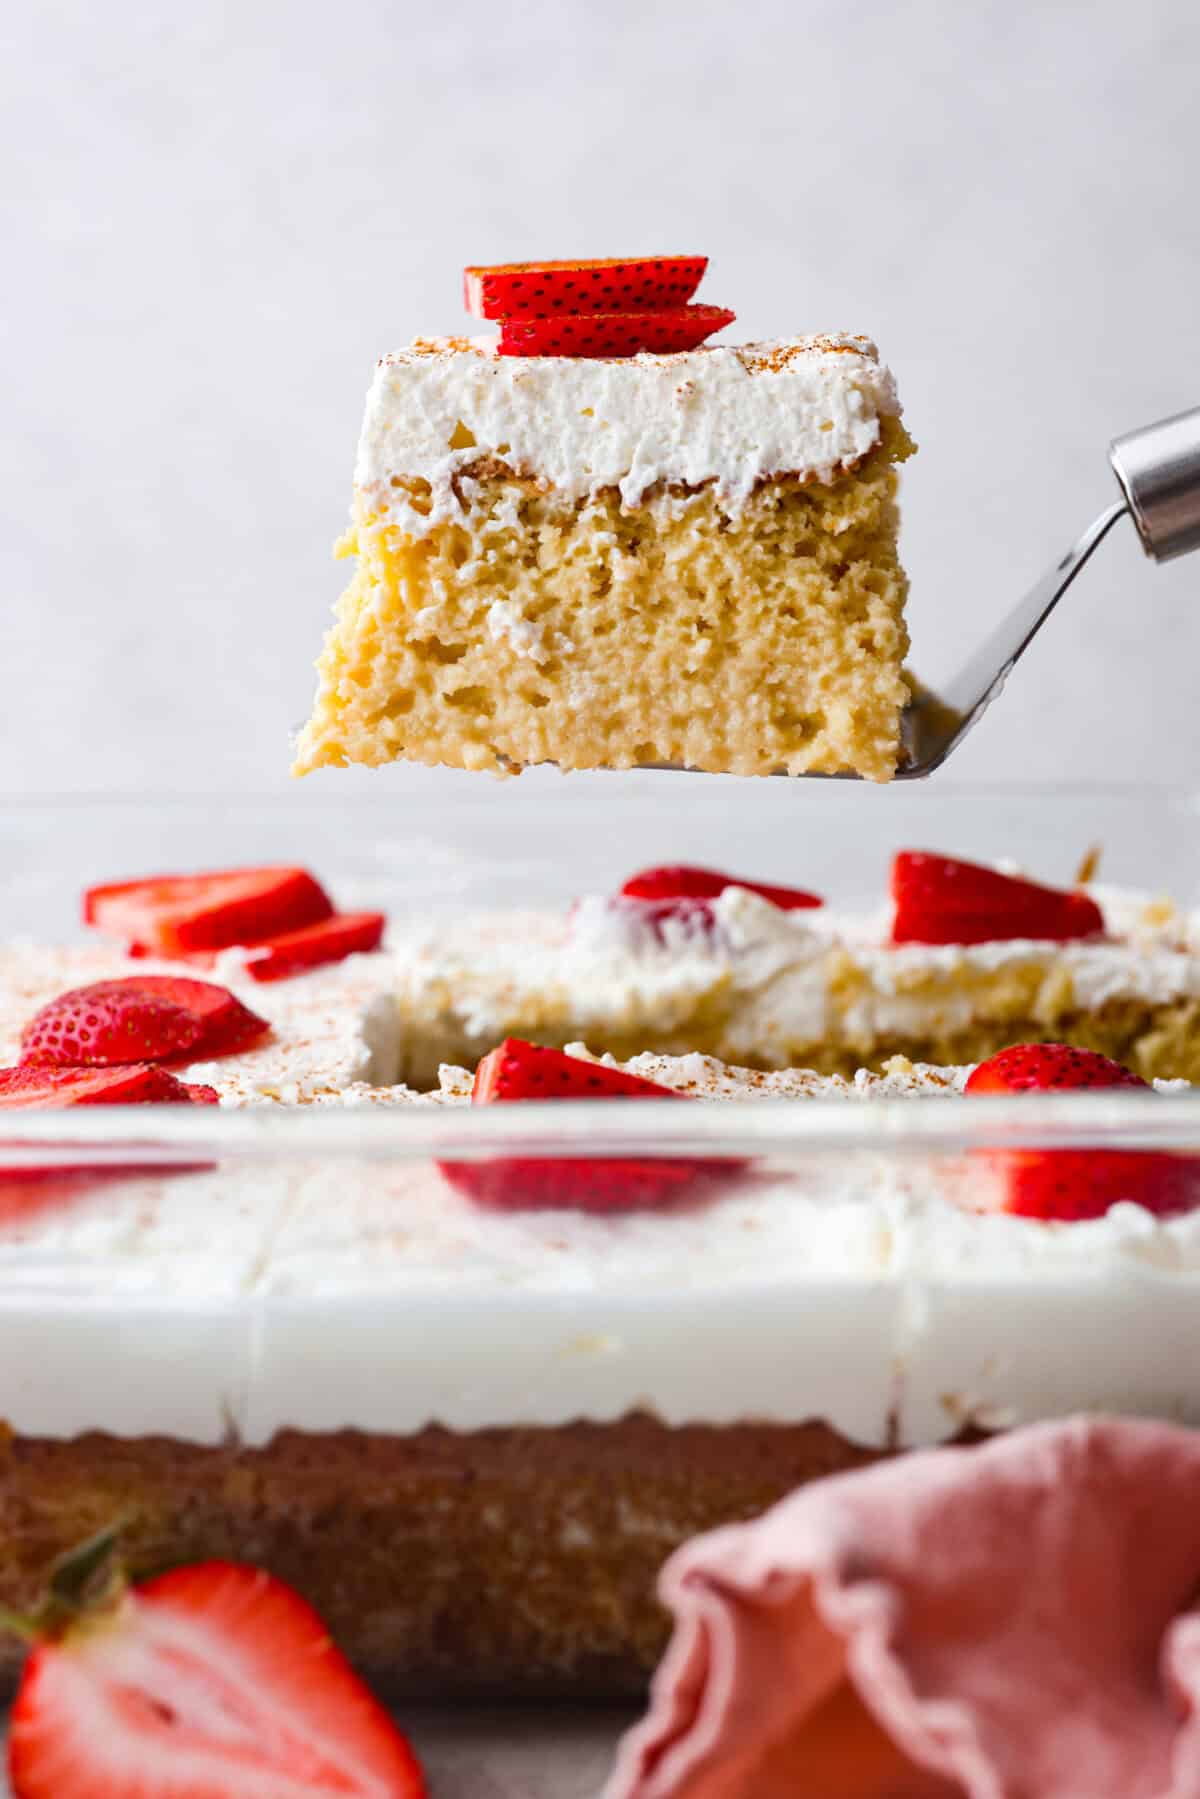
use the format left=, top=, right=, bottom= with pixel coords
left=19, top=977, right=268, bottom=1068
left=962, top=1042, right=1200, bottom=1221
left=440, top=1038, right=729, bottom=1213
left=239, top=911, right=385, bottom=982
left=464, top=256, right=708, bottom=319
left=0, top=1064, right=217, bottom=1107
left=891, top=851, right=1104, bottom=946
left=7, top=1555, right=426, bottom=1799
left=620, top=865, right=823, bottom=911
left=84, top=867, right=333, bottom=957
left=497, top=305, right=735, bottom=359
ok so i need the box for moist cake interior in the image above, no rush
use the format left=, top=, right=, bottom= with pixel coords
left=296, top=422, right=913, bottom=782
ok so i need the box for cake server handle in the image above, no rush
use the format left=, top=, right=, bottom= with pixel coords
left=1109, top=405, right=1200, bottom=561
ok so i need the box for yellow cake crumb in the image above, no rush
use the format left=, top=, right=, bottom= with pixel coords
left=294, top=421, right=915, bottom=783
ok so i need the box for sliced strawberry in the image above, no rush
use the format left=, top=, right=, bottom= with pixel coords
left=963, top=1042, right=1200, bottom=1221
left=0, top=1064, right=217, bottom=1107
left=20, top=985, right=202, bottom=1068
left=440, top=1038, right=729, bottom=1213
left=497, top=304, right=735, bottom=359
left=891, top=851, right=1105, bottom=946
left=620, top=864, right=823, bottom=911
left=964, top=1043, right=1149, bottom=1095
left=105, top=976, right=270, bottom=1057
left=0, top=1065, right=217, bottom=1195
left=84, top=867, right=334, bottom=957
left=22, top=977, right=267, bottom=1067
left=8, top=1558, right=426, bottom=1799
left=239, top=911, right=385, bottom=982
left=465, top=256, right=708, bottom=319
left=472, top=1037, right=685, bottom=1104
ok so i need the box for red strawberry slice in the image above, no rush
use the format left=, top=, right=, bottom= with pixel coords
left=465, top=256, right=708, bottom=319
left=20, top=985, right=203, bottom=1068
left=621, top=865, right=823, bottom=912
left=964, top=1043, right=1149, bottom=1095
left=84, top=867, right=334, bottom=957
left=963, top=1042, right=1200, bottom=1221
left=0, top=1064, right=217, bottom=1107
left=0, top=1065, right=217, bottom=1197
left=7, top=1558, right=427, bottom=1799
left=891, top=851, right=1105, bottom=946
left=107, top=976, right=270, bottom=1057
left=439, top=1038, right=731, bottom=1213
left=22, top=976, right=268, bottom=1067
left=471, top=1037, right=684, bottom=1105
left=497, top=305, right=735, bottom=359
left=239, top=911, right=386, bottom=982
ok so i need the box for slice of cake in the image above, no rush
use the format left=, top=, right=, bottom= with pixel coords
left=293, top=257, right=914, bottom=783
left=392, top=854, right=1200, bottom=1088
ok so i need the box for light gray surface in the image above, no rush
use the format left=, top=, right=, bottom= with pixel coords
left=3, top=0, right=1199, bottom=801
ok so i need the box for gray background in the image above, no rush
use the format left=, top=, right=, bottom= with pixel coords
left=3, top=0, right=1199, bottom=803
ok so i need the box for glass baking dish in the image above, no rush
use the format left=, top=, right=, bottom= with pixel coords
left=0, top=779, right=1198, bottom=1698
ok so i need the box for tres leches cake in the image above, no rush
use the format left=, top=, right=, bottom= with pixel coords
left=393, top=851, right=1200, bottom=1090
left=0, top=864, right=1198, bottom=1697
left=293, top=256, right=914, bottom=783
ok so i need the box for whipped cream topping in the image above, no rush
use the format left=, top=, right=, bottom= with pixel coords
left=354, top=334, right=901, bottom=533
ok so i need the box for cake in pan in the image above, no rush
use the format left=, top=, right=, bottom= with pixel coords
left=0, top=861, right=1198, bottom=1695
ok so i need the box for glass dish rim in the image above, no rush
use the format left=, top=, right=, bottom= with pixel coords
left=4, top=781, right=1200, bottom=1164
left=1, top=1092, right=1199, bottom=1166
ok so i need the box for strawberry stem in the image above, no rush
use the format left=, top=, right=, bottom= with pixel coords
left=0, top=1519, right=134, bottom=1649
left=48, top=1518, right=130, bottom=1614
left=0, top=1606, right=41, bottom=1645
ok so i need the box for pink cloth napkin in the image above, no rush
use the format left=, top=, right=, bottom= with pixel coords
left=605, top=1418, right=1200, bottom=1799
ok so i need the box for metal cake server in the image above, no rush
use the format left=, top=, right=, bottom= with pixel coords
left=887, top=404, right=1200, bottom=779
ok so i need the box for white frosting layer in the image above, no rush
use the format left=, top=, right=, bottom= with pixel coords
left=354, top=334, right=901, bottom=532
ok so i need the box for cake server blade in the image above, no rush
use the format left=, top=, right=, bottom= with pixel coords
left=862, top=402, right=1200, bottom=780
